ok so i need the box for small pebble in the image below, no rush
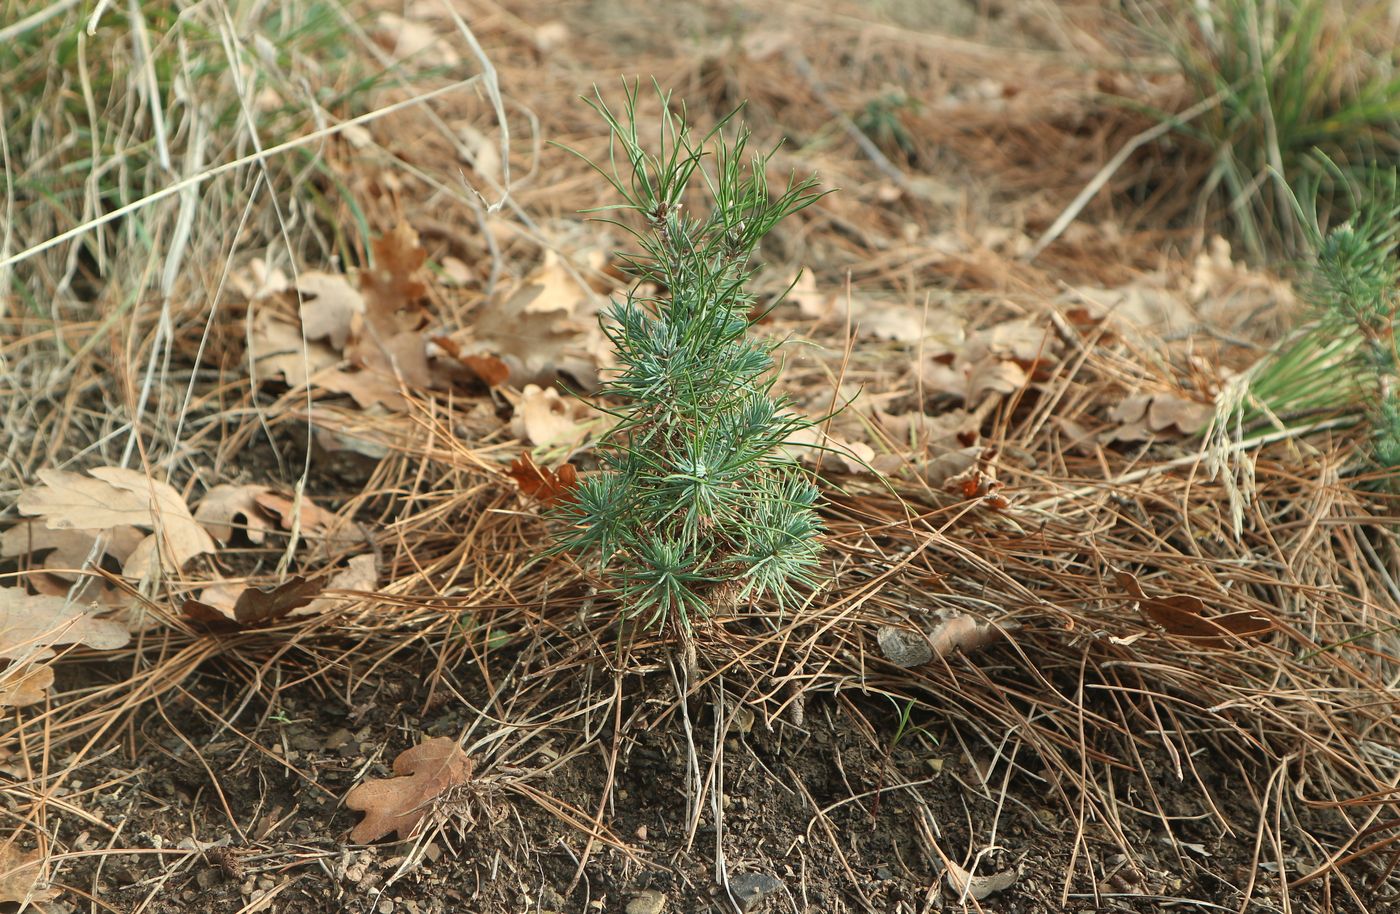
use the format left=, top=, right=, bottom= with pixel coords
left=726, top=873, right=783, bottom=912
left=626, top=890, right=666, bottom=914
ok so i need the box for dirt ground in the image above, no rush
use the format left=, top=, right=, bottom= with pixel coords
left=56, top=640, right=1337, bottom=914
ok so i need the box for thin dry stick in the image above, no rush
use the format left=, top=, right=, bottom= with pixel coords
left=1024, top=416, right=1358, bottom=513
left=1024, top=90, right=1226, bottom=262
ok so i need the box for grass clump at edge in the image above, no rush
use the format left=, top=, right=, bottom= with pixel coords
left=1213, top=165, right=1400, bottom=471
left=1133, top=0, right=1400, bottom=258
left=0, top=0, right=384, bottom=315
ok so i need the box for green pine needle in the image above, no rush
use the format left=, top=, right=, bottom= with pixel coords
left=553, top=81, right=831, bottom=630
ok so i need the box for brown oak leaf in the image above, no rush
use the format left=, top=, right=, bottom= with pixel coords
left=1116, top=571, right=1273, bottom=649
left=0, top=841, right=54, bottom=905
left=345, top=737, right=472, bottom=843
left=0, top=664, right=55, bottom=708
left=0, top=588, right=131, bottom=660
left=508, top=454, right=578, bottom=506
left=182, top=576, right=324, bottom=626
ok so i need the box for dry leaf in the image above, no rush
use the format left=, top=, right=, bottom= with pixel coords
left=248, top=309, right=340, bottom=387
left=0, top=664, right=55, bottom=708
left=375, top=12, right=460, bottom=66
left=943, top=452, right=1008, bottom=509
left=965, top=356, right=1028, bottom=402
left=184, top=576, right=324, bottom=625
left=339, top=223, right=435, bottom=398
left=18, top=468, right=215, bottom=578
left=1067, top=282, right=1197, bottom=335
left=1188, top=236, right=1296, bottom=330
left=345, top=737, right=473, bottom=843
left=455, top=250, right=611, bottom=388
left=510, top=384, right=595, bottom=448
left=230, top=257, right=290, bottom=301
left=1, top=523, right=144, bottom=579
left=305, top=554, right=378, bottom=615
left=186, top=582, right=243, bottom=620
left=312, top=367, right=409, bottom=411
left=439, top=256, right=474, bottom=286
left=1108, top=393, right=1213, bottom=442
left=1116, top=571, right=1273, bottom=648
left=878, top=614, right=1005, bottom=668
left=945, top=859, right=1017, bottom=901
left=878, top=407, right=981, bottom=452
left=781, top=426, right=876, bottom=474
left=0, top=588, right=130, bottom=660
left=362, top=222, right=429, bottom=331
left=428, top=336, right=510, bottom=388
left=862, top=302, right=965, bottom=349
left=194, top=485, right=274, bottom=545
left=532, top=20, right=569, bottom=53
left=18, top=469, right=157, bottom=532
left=297, top=271, right=365, bottom=351
left=508, top=454, right=578, bottom=506
left=970, top=319, right=1054, bottom=363
left=0, top=842, right=54, bottom=905
left=1148, top=395, right=1213, bottom=435
left=253, top=492, right=357, bottom=548
left=458, top=124, right=502, bottom=185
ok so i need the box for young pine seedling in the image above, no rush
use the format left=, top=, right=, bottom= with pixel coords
left=553, top=85, right=830, bottom=631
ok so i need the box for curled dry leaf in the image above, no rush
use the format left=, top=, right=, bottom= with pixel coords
left=0, top=842, right=55, bottom=905
left=1116, top=571, right=1273, bottom=649
left=194, top=485, right=274, bottom=545
left=510, top=384, right=596, bottom=448
left=878, top=613, right=1006, bottom=668
left=305, top=554, right=378, bottom=615
left=0, top=588, right=130, bottom=660
left=944, top=456, right=1009, bottom=509
left=0, top=664, right=55, bottom=708
left=345, top=737, right=473, bottom=843
left=253, top=492, right=359, bottom=549
left=17, top=467, right=215, bottom=579
left=183, top=576, right=324, bottom=626
left=1, top=522, right=144, bottom=579
left=1107, top=393, right=1213, bottom=442
left=1147, top=395, right=1213, bottom=435
left=945, top=859, right=1017, bottom=901
left=508, top=453, right=578, bottom=506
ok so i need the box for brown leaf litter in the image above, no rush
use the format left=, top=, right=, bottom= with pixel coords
left=345, top=737, right=474, bottom=843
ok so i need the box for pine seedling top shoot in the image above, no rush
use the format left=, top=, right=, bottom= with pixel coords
left=554, top=83, right=830, bottom=631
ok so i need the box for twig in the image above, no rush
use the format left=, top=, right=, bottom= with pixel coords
left=1024, top=416, right=1358, bottom=513
left=1024, top=90, right=1226, bottom=262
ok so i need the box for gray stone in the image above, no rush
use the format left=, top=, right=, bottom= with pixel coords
left=725, top=873, right=783, bottom=911
left=626, top=889, right=666, bottom=914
